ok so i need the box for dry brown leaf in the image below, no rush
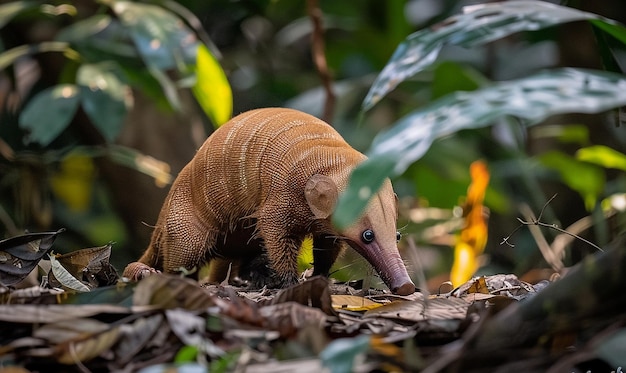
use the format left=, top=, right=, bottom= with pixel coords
left=259, top=302, right=329, bottom=338
left=49, top=254, right=91, bottom=292
left=55, top=326, right=121, bottom=364
left=0, top=304, right=129, bottom=323
left=48, top=244, right=118, bottom=289
left=113, top=313, right=164, bottom=365
left=364, top=296, right=470, bottom=323
left=34, top=318, right=110, bottom=344
left=132, top=273, right=216, bottom=310
left=331, top=295, right=383, bottom=311
left=244, top=358, right=324, bottom=373
left=0, top=286, right=65, bottom=305
left=269, top=276, right=336, bottom=316
left=0, top=230, right=63, bottom=286
left=30, top=313, right=122, bottom=365
left=452, top=274, right=537, bottom=300
left=166, top=309, right=225, bottom=357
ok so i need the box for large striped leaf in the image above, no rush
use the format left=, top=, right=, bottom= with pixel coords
left=362, top=1, right=626, bottom=111
left=334, top=68, right=626, bottom=229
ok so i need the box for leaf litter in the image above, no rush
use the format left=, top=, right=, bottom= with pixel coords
left=1, top=230, right=625, bottom=372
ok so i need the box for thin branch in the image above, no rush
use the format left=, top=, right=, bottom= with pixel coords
left=536, top=193, right=558, bottom=222
left=500, top=194, right=603, bottom=254
left=551, top=208, right=616, bottom=260
left=522, top=219, right=603, bottom=253
left=307, top=0, right=335, bottom=123
left=520, top=203, right=563, bottom=272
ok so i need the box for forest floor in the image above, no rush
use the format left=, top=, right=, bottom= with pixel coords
left=1, top=232, right=625, bottom=372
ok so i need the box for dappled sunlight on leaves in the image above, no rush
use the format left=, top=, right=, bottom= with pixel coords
left=192, top=44, right=233, bottom=127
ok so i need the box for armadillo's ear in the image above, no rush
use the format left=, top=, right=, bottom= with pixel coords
left=305, top=174, right=338, bottom=219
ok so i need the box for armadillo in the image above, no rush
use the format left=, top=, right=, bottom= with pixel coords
left=123, top=108, right=415, bottom=295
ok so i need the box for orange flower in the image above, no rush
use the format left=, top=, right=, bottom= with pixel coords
left=450, top=160, right=489, bottom=287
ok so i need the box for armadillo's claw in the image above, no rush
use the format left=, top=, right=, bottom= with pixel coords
left=123, top=262, right=160, bottom=281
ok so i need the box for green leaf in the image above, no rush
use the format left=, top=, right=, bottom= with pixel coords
left=77, top=63, right=130, bottom=142
left=19, top=84, right=81, bottom=146
left=174, top=345, right=198, bottom=364
left=594, top=328, right=626, bottom=368
left=590, top=19, right=626, bottom=46
left=363, top=1, right=623, bottom=110
left=0, top=1, right=37, bottom=29
left=334, top=68, right=626, bottom=228
left=431, top=61, right=483, bottom=99
left=320, top=335, right=370, bottom=373
left=532, top=124, right=590, bottom=146
left=112, top=1, right=198, bottom=71
left=576, top=145, right=626, bottom=171
left=0, top=41, right=70, bottom=71
left=333, top=155, right=395, bottom=229
left=55, top=14, right=112, bottom=43
left=539, top=151, right=604, bottom=210
left=111, top=1, right=199, bottom=111
left=192, top=43, right=232, bottom=127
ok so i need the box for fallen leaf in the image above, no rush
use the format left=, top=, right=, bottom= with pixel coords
left=0, top=304, right=129, bottom=323
left=48, top=244, right=118, bottom=289
left=453, top=274, right=537, bottom=300
left=364, top=297, right=470, bottom=323
left=132, top=273, right=216, bottom=310
left=166, top=309, right=225, bottom=358
left=269, top=276, right=336, bottom=316
left=55, top=325, right=121, bottom=364
left=259, top=302, right=329, bottom=338
left=113, top=313, right=164, bottom=366
left=0, top=229, right=64, bottom=286
left=49, top=254, right=91, bottom=292
left=34, top=318, right=110, bottom=344
left=331, top=295, right=383, bottom=311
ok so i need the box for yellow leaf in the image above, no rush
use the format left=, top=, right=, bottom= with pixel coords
left=450, top=160, right=489, bottom=286
left=50, top=153, right=95, bottom=212
left=192, top=44, right=232, bottom=127
left=297, top=236, right=314, bottom=272
left=450, top=242, right=477, bottom=287
left=331, top=295, right=383, bottom=311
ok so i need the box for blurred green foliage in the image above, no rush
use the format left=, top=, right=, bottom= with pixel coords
left=0, top=0, right=625, bottom=281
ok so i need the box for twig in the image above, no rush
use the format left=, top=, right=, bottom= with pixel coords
left=307, top=0, right=335, bottom=123
left=519, top=203, right=563, bottom=272
left=551, top=208, right=616, bottom=260
left=500, top=194, right=603, bottom=253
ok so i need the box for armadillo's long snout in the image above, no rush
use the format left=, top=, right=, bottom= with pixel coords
left=384, top=253, right=416, bottom=295
left=349, top=241, right=416, bottom=295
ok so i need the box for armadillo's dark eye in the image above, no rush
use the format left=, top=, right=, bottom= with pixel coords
left=396, top=231, right=402, bottom=242
left=361, top=229, right=375, bottom=243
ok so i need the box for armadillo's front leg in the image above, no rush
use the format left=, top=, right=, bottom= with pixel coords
left=123, top=259, right=160, bottom=281
left=123, top=240, right=162, bottom=280
left=162, top=220, right=216, bottom=276
left=256, top=214, right=304, bottom=288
